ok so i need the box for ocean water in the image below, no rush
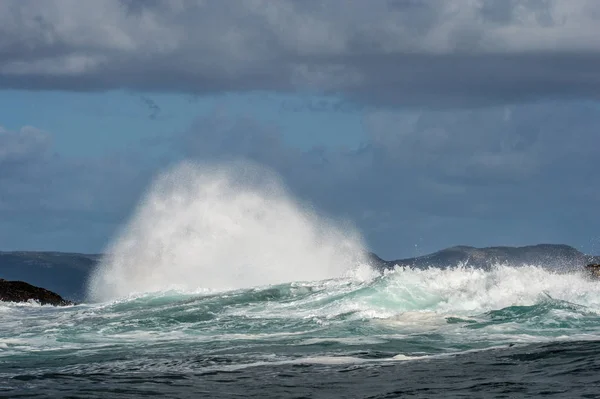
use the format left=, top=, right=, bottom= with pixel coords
left=3, top=266, right=600, bottom=398
left=2, top=162, right=600, bottom=398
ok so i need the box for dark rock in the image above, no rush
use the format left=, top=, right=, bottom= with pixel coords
left=0, top=279, right=74, bottom=306
left=0, top=251, right=100, bottom=301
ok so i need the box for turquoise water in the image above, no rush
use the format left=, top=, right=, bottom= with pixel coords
left=2, top=264, right=600, bottom=397
left=3, top=265, right=600, bottom=365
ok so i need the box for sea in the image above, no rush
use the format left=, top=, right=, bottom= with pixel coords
left=2, top=163, right=600, bottom=398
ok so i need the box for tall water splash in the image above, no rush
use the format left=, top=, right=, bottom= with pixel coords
left=88, top=161, right=367, bottom=302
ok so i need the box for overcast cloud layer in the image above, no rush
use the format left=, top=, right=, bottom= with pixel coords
left=2, top=0, right=600, bottom=106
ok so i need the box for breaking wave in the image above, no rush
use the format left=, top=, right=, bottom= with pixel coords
left=87, top=161, right=368, bottom=302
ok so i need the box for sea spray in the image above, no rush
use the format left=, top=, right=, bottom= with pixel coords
left=88, top=161, right=368, bottom=301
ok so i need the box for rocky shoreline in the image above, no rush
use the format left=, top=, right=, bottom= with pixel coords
left=0, top=279, right=74, bottom=306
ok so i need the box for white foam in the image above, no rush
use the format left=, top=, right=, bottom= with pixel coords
left=210, top=353, right=436, bottom=372
left=88, top=161, right=367, bottom=302
left=361, top=264, right=600, bottom=317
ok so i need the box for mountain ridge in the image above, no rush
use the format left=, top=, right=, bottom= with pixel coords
left=368, top=243, right=600, bottom=271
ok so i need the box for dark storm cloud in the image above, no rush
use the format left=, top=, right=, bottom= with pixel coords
left=1, top=0, right=600, bottom=106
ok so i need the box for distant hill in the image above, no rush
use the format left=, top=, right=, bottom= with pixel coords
left=368, top=244, right=600, bottom=271
left=2, top=244, right=599, bottom=301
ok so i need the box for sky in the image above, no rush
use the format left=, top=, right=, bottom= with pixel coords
left=1, top=0, right=600, bottom=259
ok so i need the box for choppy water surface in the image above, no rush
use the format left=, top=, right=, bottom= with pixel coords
left=3, top=265, right=600, bottom=398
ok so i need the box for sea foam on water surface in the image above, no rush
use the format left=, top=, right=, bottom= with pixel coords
left=357, top=264, right=600, bottom=317
left=88, top=161, right=368, bottom=302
